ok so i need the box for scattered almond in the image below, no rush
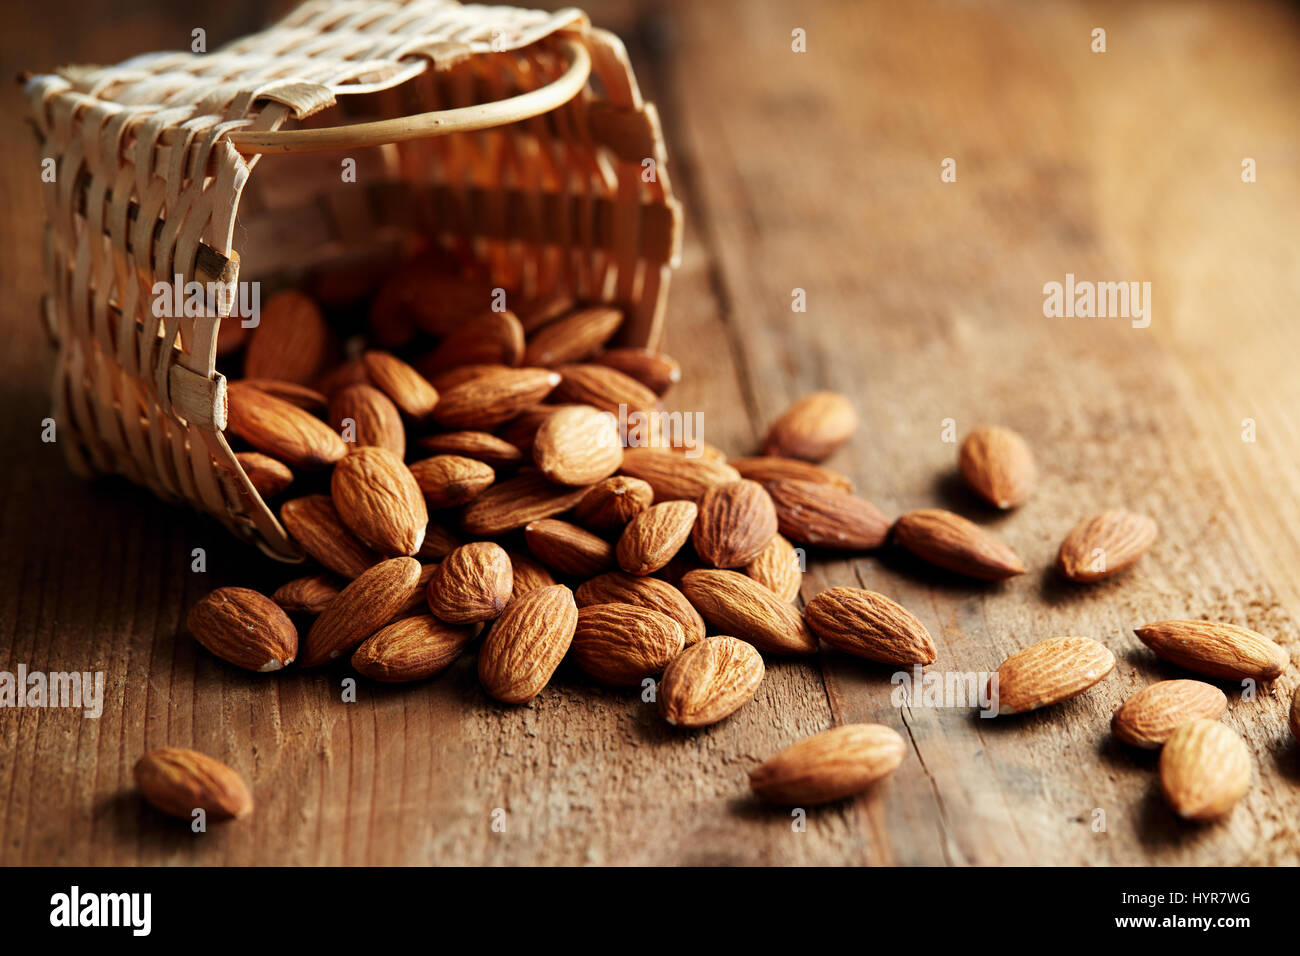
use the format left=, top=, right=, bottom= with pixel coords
left=420, top=310, right=525, bottom=372
left=328, top=382, right=406, bottom=457
left=532, top=405, right=623, bottom=486
left=1135, top=620, right=1289, bottom=682
left=272, top=573, right=343, bottom=615
left=1057, top=510, right=1158, bottom=582
left=749, top=724, right=905, bottom=805
left=617, top=500, right=699, bottom=575
left=477, top=585, right=578, bottom=703
left=226, top=382, right=347, bottom=469
left=1159, top=719, right=1251, bottom=821
left=409, top=455, right=495, bottom=508
left=351, top=614, right=475, bottom=682
left=729, top=456, right=853, bottom=492
left=300, top=557, right=422, bottom=667
left=958, top=425, right=1036, bottom=509
left=764, top=479, right=889, bottom=550
left=236, top=451, right=293, bottom=499
left=680, top=569, right=817, bottom=655
left=461, top=470, right=592, bottom=536
left=505, top=548, right=558, bottom=597
left=892, top=508, right=1025, bottom=580
left=762, top=391, right=857, bottom=462
left=416, top=430, right=523, bottom=468
left=427, top=542, right=513, bottom=624
left=432, top=367, right=559, bottom=428
left=804, top=587, right=936, bottom=666
left=592, top=347, right=681, bottom=395
left=659, top=636, right=764, bottom=727
left=988, top=636, right=1115, bottom=715
left=280, top=494, right=380, bottom=579
left=243, top=290, right=333, bottom=385
left=187, top=587, right=297, bottom=672
left=522, top=306, right=623, bottom=366
left=330, top=446, right=428, bottom=556
left=363, top=350, right=440, bottom=420
left=134, top=747, right=253, bottom=821
left=576, top=572, right=706, bottom=646
left=743, top=533, right=802, bottom=602
left=553, top=363, right=659, bottom=417
left=525, top=519, right=615, bottom=577
left=692, top=480, right=778, bottom=569
left=1112, top=680, right=1228, bottom=749
left=572, top=476, right=655, bottom=533
left=571, top=603, right=685, bottom=686
left=619, top=448, right=740, bottom=501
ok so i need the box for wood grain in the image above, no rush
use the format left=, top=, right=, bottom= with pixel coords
left=2, top=0, right=1299, bottom=865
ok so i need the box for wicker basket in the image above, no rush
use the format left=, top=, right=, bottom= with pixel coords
left=25, top=0, right=681, bottom=561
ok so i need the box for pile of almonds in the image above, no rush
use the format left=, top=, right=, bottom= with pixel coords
left=134, top=258, right=1299, bottom=827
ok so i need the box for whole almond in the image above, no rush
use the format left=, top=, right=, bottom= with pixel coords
left=659, top=636, right=764, bottom=727
left=134, top=747, right=253, bottom=821
left=749, top=724, right=905, bottom=805
left=226, top=382, right=347, bottom=469
left=1160, top=719, right=1251, bottom=821
left=892, top=509, right=1025, bottom=580
left=576, top=572, right=706, bottom=646
left=236, top=379, right=327, bottom=412
left=396, top=563, right=440, bottom=615
left=617, top=500, right=699, bottom=575
left=1112, top=680, right=1228, bottom=749
left=1135, top=620, right=1289, bottom=682
left=328, top=382, right=406, bottom=457
left=764, top=479, right=889, bottom=550
left=523, top=306, right=623, bottom=366
left=300, top=557, right=422, bottom=667
left=363, top=350, right=440, bottom=420
left=416, top=430, right=523, bottom=468
left=408, top=455, right=495, bottom=508
left=272, top=573, right=343, bottom=615
left=553, top=363, right=659, bottom=417
left=187, top=587, right=297, bottom=672
left=572, top=476, right=655, bottom=533
left=421, top=310, right=525, bottom=372
left=592, top=347, right=681, bottom=395
left=804, top=587, right=937, bottom=666
left=461, top=470, right=592, bottom=536
left=351, top=614, right=475, bottom=682
left=236, top=451, right=293, bottom=499
left=496, top=403, right=580, bottom=455
left=428, top=541, right=513, bottom=624
left=477, top=584, right=578, bottom=703
left=280, top=494, right=380, bottom=578
left=505, top=548, right=558, bottom=597
left=243, top=290, right=332, bottom=385
left=619, top=448, right=741, bottom=501
left=692, top=480, right=779, bottom=568
left=571, top=602, right=685, bottom=686
left=432, top=367, right=559, bottom=428
left=958, top=425, right=1037, bottom=509
left=743, top=534, right=802, bottom=602
left=533, top=405, right=623, bottom=486
left=424, top=362, right=511, bottom=393
left=730, top=456, right=853, bottom=492
left=762, top=391, right=858, bottom=462
left=331, top=446, right=428, bottom=556
left=1057, top=510, right=1158, bottom=582
left=680, top=569, right=817, bottom=655
left=988, top=636, right=1115, bottom=715
left=525, top=519, right=615, bottom=577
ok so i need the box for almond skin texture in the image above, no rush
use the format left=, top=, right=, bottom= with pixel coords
left=477, top=585, right=578, bottom=703
left=576, top=572, right=706, bottom=646
left=553, top=363, right=660, bottom=417
left=749, top=724, right=905, bottom=805
left=989, top=637, right=1115, bottom=715
left=428, top=542, right=513, bottom=624
left=134, top=747, right=253, bottom=821
left=421, top=310, right=525, bottom=372
left=280, top=495, right=380, bottom=578
left=363, top=350, right=440, bottom=420
left=572, top=476, right=655, bottom=533
left=892, top=509, right=1026, bottom=580
left=1135, top=620, right=1289, bottom=682
left=226, top=382, right=347, bottom=469
left=331, top=446, right=428, bottom=557
left=617, top=500, right=699, bottom=575
left=743, top=534, right=803, bottom=602
left=328, top=383, right=406, bottom=458
left=592, top=348, right=681, bottom=395
left=762, top=391, right=858, bottom=462
left=571, top=603, right=685, bottom=686
left=660, top=636, right=763, bottom=728
left=408, top=455, right=495, bottom=508
left=505, top=549, right=558, bottom=597
left=1112, top=680, right=1228, bottom=749
left=681, top=569, right=818, bottom=655
left=416, top=430, right=523, bottom=468
left=958, top=425, right=1037, bottom=509
left=432, top=367, right=559, bottom=428
left=619, top=448, right=740, bottom=501
left=523, top=306, right=623, bottom=366
left=301, top=557, right=422, bottom=667
left=417, top=522, right=463, bottom=562
left=243, top=289, right=332, bottom=386
left=532, top=405, right=623, bottom=486
left=237, top=379, right=327, bottom=412
left=729, top=456, right=853, bottom=492
left=187, top=587, right=297, bottom=672
left=763, top=479, right=889, bottom=550
left=1160, top=719, right=1251, bottom=821
left=272, top=573, right=343, bottom=615
left=461, top=470, right=592, bottom=536
left=351, top=614, right=475, bottom=682
left=236, top=452, right=294, bottom=500
left=692, top=480, right=779, bottom=569
left=804, top=587, right=937, bottom=666
left=1057, top=510, right=1158, bottom=582
left=525, top=519, right=615, bottom=577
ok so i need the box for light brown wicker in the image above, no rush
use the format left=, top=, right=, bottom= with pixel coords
left=25, top=0, right=681, bottom=561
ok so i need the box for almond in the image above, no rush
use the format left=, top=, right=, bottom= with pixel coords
left=749, top=724, right=905, bottom=805
left=516, top=293, right=576, bottom=333
left=272, top=573, right=343, bottom=615
left=553, top=363, right=660, bottom=417
left=408, top=455, right=495, bottom=508
left=988, top=637, right=1115, bottom=715
left=477, top=584, right=578, bottom=703
left=804, top=587, right=936, bottom=666
left=958, top=425, right=1037, bottom=509
left=680, top=569, right=817, bottom=655
left=729, top=456, right=853, bottom=492
left=762, top=391, right=857, bottom=462
left=417, top=522, right=462, bottom=561
left=659, top=636, right=764, bottom=727
left=743, top=534, right=802, bottom=602
left=575, top=572, right=706, bottom=646
left=331, top=446, right=428, bottom=556
left=386, top=270, right=495, bottom=337
left=523, top=306, right=623, bottom=366
left=892, top=508, right=1025, bottom=580
left=505, top=548, right=558, bottom=597
left=243, top=290, right=333, bottom=385
left=525, top=519, right=615, bottom=577
left=617, top=500, right=699, bottom=575
left=1057, top=510, right=1158, bottom=582
left=1159, top=719, right=1251, bottom=821
left=416, top=430, right=524, bottom=468
left=226, top=382, right=347, bottom=469
left=351, top=614, right=475, bottom=682
left=362, top=350, right=440, bottom=420
left=1135, top=620, right=1289, bottom=682
left=571, top=603, right=685, bottom=686
left=592, top=347, right=681, bottom=395
left=424, top=362, right=511, bottom=393
left=619, top=448, right=740, bottom=501
left=532, top=405, right=623, bottom=486
left=187, top=587, right=297, bottom=672
left=764, top=479, right=889, bottom=550
left=1112, top=680, right=1228, bottom=749
left=300, top=557, right=422, bottom=667
left=328, top=382, right=406, bottom=457
left=496, top=403, right=575, bottom=455
left=420, top=310, right=525, bottom=372
left=236, top=451, right=293, bottom=499
left=280, top=494, right=380, bottom=578
left=427, top=542, right=513, bottom=624
left=134, top=747, right=253, bottom=821
left=432, top=367, right=559, bottom=428
left=314, top=356, right=371, bottom=396
left=461, top=470, right=592, bottom=536
left=396, top=563, right=440, bottom=616
left=572, top=476, right=655, bottom=533
left=236, top=379, right=327, bottom=412
left=692, top=480, right=778, bottom=568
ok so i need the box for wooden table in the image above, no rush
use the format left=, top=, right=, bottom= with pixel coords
left=3, top=0, right=1299, bottom=866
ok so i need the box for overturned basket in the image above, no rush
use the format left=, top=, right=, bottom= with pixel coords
left=26, top=0, right=681, bottom=561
